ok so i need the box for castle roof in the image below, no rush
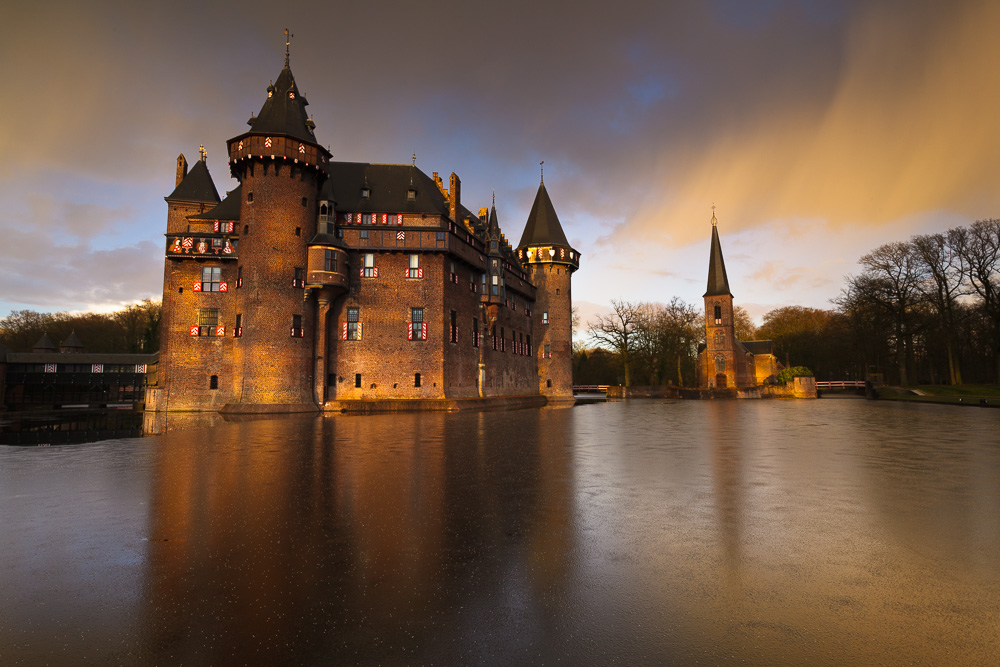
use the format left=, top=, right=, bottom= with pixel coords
left=190, top=184, right=242, bottom=222
left=166, top=157, right=221, bottom=204
left=31, top=333, right=56, bottom=352
left=704, top=215, right=732, bottom=297
left=320, top=163, right=450, bottom=217
left=741, top=340, right=774, bottom=355
left=60, top=331, right=84, bottom=351
left=518, top=182, right=570, bottom=248
left=247, top=64, right=316, bottom=144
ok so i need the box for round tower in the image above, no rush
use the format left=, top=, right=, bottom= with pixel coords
left=516, top=179, right=580, bottom=402
left=224, top=56, right=332, bottom=410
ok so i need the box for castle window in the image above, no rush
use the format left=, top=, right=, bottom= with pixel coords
left=492, top=326, right=497, bottom=350
left=407, top=254, right=422, bottom=278
left=500, top=327, right=505, bottom=352
left=715, top=355, right=726, bottom=373
left=200, top=266, right=221, bottom=292
left=243, top=225, right=249, bottom=235
left=544, top=345, right=551, bottom=359
left=450, top=310, right=457, bottom=343
left=235, top=313, right=242, bottom=337
left=293, top=267, right=305, bottom=288
left=210, top=375, right=218, bottom=390
left=714, top=304, right=722, bottom=324
left=414, top=373, right=421, bottom=388
left=320, top=203, right=329, bottom=218
left=519, top=332, right=524, bottom=355
left=291, top=314, right=304, bottom=338
left=345, top=307, right=361, bottom=340
left=547, top=379, right=552, bottom=388
left=359, top=229, right=369, bottom=246
left=355, top=373, right=362, bottom=388
left=556, top=288, right=560, bottom=295
left=301, top=197, right=307, bottom=207
left=543, top=311, right=549, bottom=325
left=491, top=275, right=499, bottom=296
left=198, top=308, right=219, bottom=337
left=362, top=253, right=377, bottom=277
left=362, top=213, right=372, bottom=225
left=449, top=261, right=457, bottom=283
left=295, top=227, right=301, bottom=237
left=527, top=335, right=532, bottom=356
left=714, top=331, right=724, bottom=346
left=361, top=187, right=371, bottom=199
left=236, top=265, right=243, bottom=288
left=407, top=189, right=416, bottom=201
left=408, top=308, right=426, bottom=341
left=473, top=318, right=480, bottom=348
left=324, top=250, right=337, bottom=272
left=247, top=192, right=253, bottom=203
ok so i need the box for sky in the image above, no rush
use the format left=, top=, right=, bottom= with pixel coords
left=2, top=0, right=998, bottom=330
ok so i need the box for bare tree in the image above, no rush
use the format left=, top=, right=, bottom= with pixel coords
left=587, top=299, right=643, bottom=387
left=911, top=232, right=967, bottom=384
left=955, top=219, right=1000, bottom=381
left=733, top=306, right=756, bottom=342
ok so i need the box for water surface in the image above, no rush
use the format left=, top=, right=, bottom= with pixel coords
left=2, top=399, right=998, bottom=665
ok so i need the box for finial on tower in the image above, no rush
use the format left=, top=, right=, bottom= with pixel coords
left=540, top=160, right=544, bottom=184
left=284, top=28, right=293, bottom=66
left=492, top=188, right=495, bottom=206
left=711, top=203, right=717, bottom=227
left=199, top=144, right=206, bottom=161
left=412, top=151, right=416, bottom=166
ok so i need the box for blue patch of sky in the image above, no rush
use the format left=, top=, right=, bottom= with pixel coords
left=710, top=0, right=847, bottom=29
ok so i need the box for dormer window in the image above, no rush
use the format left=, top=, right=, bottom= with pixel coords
left=361, top=187, right=371, bottom=199
left=406, top=189, right=416, bottom=202
left=289, top=91, right=295, bottom=99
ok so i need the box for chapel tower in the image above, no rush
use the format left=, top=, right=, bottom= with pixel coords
left=224, top=52, right=332, bottom=410
left=702, top=211, right=738, bottom=389
left=516, top=179, right=579, bottom=401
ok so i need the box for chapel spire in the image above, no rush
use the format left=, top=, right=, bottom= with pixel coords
left=704, top=210, right=732, bottom=297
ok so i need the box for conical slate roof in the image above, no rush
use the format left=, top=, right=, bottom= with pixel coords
left=32, top=333, right=56, bottom=352
left=518, top=182, right=569, bottom=248
left=248, top=64, right=316, bottom=144
left=60, top=331, right=84, bottom=351
left=166, top=158, right=220, bottom=203
left=704, top=215, right=732, bottom=297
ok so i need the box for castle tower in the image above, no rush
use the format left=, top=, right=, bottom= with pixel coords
left=701, top=211, right=737, bottom=389
left=224, top=56, right=332, bottom=410
left=516, top=180, right=579, bottom=401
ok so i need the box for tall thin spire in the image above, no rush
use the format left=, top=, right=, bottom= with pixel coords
left=540, top=160, right=544, bottom=184
left=704, top=209, right=732, bottom=297
left=284, top=28, right=292, bottom=66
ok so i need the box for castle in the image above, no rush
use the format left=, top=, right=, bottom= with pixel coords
left=149, top=54, right=578, bottom=413
left=696, top=213, right=779, bottom=389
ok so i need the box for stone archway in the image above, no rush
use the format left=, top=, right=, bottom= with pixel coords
left=715, top=373, right=727, bottom=388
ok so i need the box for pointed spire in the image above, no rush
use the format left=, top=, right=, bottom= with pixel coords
left=247, top=52, right=316, bottom=144
left=32, top=333, right=56, bottom=353
left=518, top=181, right=569, bottom=248
left=704, top=209, right=732, bottom=297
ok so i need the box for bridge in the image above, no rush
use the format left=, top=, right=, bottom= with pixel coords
left=573, top=385, right=611, bottom=394
left=815, top=381, right=866, bottom=389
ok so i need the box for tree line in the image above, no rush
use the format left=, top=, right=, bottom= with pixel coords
left=578, top=218, right=1000, bottom=387
left=0, top=300, right=161, bottom=355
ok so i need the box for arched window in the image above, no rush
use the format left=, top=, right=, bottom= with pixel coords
left=713, top=303, right=722, bottom=323
left=715, top=355, right=726, bottom=373
left=714, top=330, right=724, bottom=345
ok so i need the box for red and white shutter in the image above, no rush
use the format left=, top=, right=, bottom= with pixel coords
left=357, top=322, right=362, bottom=341
left=189, top=326, right=199, bottom=337
left=407, top=323, right=413, bottom=340
left=342, top=322, right=348, bottom=340
left=421, top=323, right=427, bottom=340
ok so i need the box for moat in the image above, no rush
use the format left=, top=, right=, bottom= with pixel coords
left=2, top=399, right=998, bottom=665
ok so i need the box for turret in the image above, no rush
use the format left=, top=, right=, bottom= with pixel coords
left=516, top=179, right=579, bottom=402
left=222, top=57, right=333, bottom=410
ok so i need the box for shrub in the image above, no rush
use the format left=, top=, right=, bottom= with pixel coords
left=777, top=366, right=813, bottom=385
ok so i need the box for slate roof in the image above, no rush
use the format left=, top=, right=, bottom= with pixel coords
left=705, top=217, right=732, bottom=297
left=247, top=65, right=316, bottom=144
left=741, top=340, right=774, bottom=355
left=60, top=331, right=84, bottom=351
left=320, top=163, right=451, bottom=217
left=518, top=182, right=570, bottom=248
left=166, top=158, right=221, bottom=204
left=32, top=333, right=56, bottom=352
left=190, top=184, right=242, bottom=222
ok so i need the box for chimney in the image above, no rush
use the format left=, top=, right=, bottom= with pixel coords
left=449, top=172, right=461, bottom=223
left=176, top=154, right=188, bottom=187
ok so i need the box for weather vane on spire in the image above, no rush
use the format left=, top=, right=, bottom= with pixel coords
left=284, top=28, right=293, bottom=66
left=711, top=203, right=718, bottom=226
left=540, top=160, right=544, bottom=184
left=199, top=144, right=206, bottom=161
